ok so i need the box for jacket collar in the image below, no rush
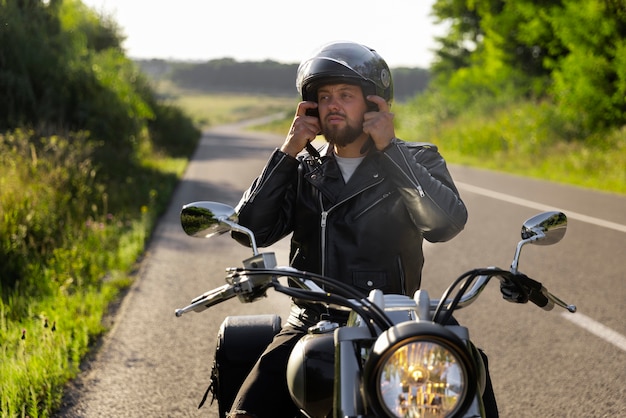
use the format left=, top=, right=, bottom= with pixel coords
left=304, top=145, right=384, bottom=204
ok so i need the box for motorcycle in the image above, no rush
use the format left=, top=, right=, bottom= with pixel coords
left=175, top=201, right=576, bottom=418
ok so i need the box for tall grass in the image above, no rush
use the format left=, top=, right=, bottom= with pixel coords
left=394, top=97, right=626, bottom=195
left=0, top=3, right=201, bottom=414
left=0, top=129, right=188, bottom=417
left=0, top=285, right=117, bottom=418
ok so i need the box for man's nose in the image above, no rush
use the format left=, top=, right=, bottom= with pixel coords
left=327, top=96, right=341, bottom=111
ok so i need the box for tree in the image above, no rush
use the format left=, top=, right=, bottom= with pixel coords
left=428, top=0, right=626, bottom=131
left=430, top=0, right=486, bottom=78
left=548, top=0, right=626, bottom=131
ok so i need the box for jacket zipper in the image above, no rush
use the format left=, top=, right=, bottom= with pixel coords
left=384, top=151, right=425, bottom=197
left=320, top=196, right=328, bottom=274
left=353, top=190, right=394, bottom=221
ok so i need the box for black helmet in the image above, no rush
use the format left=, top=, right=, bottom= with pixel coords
left=296, top=41, right=393, bottom=104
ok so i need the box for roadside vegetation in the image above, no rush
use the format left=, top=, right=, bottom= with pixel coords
left=395, top=98, right=625, bottom=194
left=420, top=0, right=625, bottom=194
left=0, top=1, right=200, bottom=416
left=0, top=0, right=624, bottom=417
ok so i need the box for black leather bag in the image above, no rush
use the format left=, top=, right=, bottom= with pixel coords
left=200, top=314, right=281, bottom=416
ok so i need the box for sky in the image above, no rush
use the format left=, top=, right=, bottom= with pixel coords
left=81, top=0, right=447, bottom=69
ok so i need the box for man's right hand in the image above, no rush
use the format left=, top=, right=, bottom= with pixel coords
left=280, top=102, right=320, bottom=157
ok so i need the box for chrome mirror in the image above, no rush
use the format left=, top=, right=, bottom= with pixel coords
left=521, top=211, right=567, bottom=245
left=181, top=201, right=237, bottom=238
left=511, top=211, right=567, bottom=274
left=180, top=201, right=259, bottom=254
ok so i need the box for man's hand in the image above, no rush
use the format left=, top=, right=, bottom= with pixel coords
left=363, top=95, right=396, bottom=151
left=280, top=102, right=321, bottom=157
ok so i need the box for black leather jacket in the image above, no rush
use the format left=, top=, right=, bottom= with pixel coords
left=234, top=138, right=467, bottom=302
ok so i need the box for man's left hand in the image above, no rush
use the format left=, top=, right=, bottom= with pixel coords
left=363, top=95, right=396, bottom=150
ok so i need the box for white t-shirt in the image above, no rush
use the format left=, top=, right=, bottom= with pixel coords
left=335, top=155, right=365, bottom=183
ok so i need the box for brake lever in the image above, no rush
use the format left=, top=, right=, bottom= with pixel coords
left=544, top=290, right=577, bottom=313
left=175, top=283, right=236, bottom=317
left=514, top=274, right=576, bottom=313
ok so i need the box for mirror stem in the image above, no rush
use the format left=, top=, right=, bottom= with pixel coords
left=222, top=219, right=259, bottom=255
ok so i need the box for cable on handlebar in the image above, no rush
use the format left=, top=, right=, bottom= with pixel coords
left=233, top=268, right=395, bottom=332
left=433, top=270, right=477, bottom=325
left=274, top=284, right=380, bottom=336
left=287, top=271, right=395, bottom=331
left=433, top=268, right=508, bottom=324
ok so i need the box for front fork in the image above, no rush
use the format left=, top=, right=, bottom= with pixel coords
left=445, top=325, right=487, bottom=418
left=334, top=326, right=372, bottom=416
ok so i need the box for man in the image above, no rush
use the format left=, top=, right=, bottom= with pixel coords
left=228, top=41, right=496, bottom=417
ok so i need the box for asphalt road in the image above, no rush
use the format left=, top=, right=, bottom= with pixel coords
left=58, top=122, right=626, bottom=417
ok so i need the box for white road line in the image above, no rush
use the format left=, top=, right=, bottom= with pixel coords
left=456, top=182, right=626, bottom=233
left=456, top=181, right=626, bottom=352
left=560, top=312, right=626, bottom=353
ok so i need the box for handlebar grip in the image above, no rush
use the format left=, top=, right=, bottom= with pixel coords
left=527, top=286, right=552, bottom=310
left=520, top=275, right=554, bottom=311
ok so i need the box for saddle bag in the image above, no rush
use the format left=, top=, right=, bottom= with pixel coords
left=201, top=314, right=282, bottom=416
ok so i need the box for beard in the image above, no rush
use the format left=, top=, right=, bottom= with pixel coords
left=322, top=114, right=364, bottom=147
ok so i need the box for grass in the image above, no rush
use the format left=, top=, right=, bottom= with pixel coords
left=155, top=83, right=297, bottom=129
left=394, top=99, right=626, bottom=195
left=0, top=284, right=120, bottom=418
left=0, top=130, right=189, bottom=417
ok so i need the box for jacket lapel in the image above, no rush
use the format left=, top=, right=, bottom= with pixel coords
left=338, top=155, right=384, bottom=201
left=305, top=153, right=384, bottom=205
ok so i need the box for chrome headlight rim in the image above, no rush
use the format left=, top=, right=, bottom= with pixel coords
left=364, top=321, right=478, bottom=418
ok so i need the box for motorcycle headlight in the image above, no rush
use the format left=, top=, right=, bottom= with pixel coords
left=364, top=321, right=477, bottom=418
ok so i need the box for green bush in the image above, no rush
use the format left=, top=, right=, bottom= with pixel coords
left=430, top=0, right=626, bottom=134
left=149, top=102, right=202, bottom=157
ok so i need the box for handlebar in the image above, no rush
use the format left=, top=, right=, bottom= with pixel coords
left=175, top=264, right=577, bottom=321
left=431, top=267, right=575, bottom=325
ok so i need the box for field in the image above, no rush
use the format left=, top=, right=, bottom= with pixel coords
left=154, top=81, right=298, bottom=128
